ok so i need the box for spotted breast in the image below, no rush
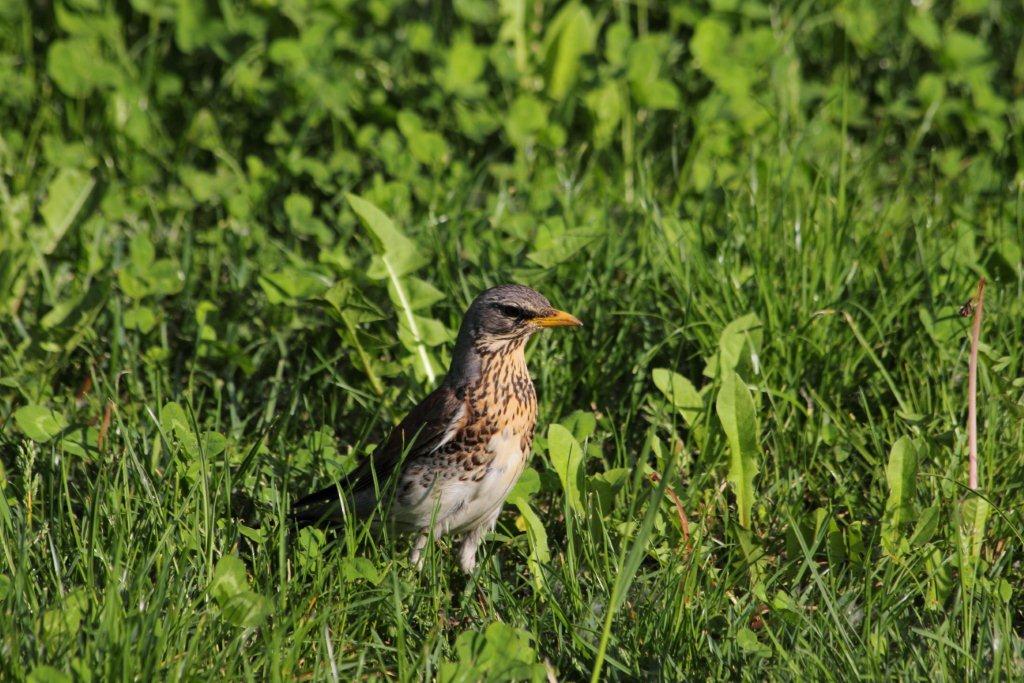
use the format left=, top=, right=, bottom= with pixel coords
left=392, top=341, right=537, bottom=547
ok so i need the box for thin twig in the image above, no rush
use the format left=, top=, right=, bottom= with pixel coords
left=97, top=400, right=114, bottom=452
left=648, top=471, right=690, bottom=546
left=965, top=277, right=986, bottom=491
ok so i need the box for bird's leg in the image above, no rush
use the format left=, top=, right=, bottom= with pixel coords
left=410, top=525, right=445, bottom=570
left=409, top=532, right=429, bottom=570
left=458, top=531, right=483, bottom=574
left=459, top=508, right=501, bottom=574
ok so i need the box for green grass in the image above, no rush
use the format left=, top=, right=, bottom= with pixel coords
left=2, top=1, right=1024, bottom=681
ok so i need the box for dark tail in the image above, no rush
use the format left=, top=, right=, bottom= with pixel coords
left=290, top=484, right=345, bottom=524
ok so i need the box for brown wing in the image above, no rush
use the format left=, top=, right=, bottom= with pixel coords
left=347, top=383, right=467, bottom=492
left=291, top=384, right=467, bottom=518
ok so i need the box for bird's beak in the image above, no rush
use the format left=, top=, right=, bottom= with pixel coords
left=531, top=309, right=583, bottom=328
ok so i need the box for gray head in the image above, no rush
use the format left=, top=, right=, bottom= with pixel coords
left=458, top=284, right=581, bottom=344
left=446, top=284, right=581, bottom=383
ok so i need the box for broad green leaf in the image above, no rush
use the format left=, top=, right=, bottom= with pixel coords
left=632, top=78, right=680, bottom=110
left=504, top=94, right=549, bottom=147
left=118, top=268, right=149, bottom=299
left=396, top=111, right=451, bottom=167
left=452, top=0, right=497, bottom=25
left=942, top=30, right=989, bottom=68
left=39, top=168, right=95, bottom=254
left=129, top=233, right=155, bottom=270
left=560, top=409, right=597, bottom=442
left=584, top=81, right=623, bottom=148
left=347, top=194, right=427, bottom=279
left=340, top=557, right=382, bottom=584
left=957, top=0, right=990, bottom=14
left=704, top=313, right=762, bottom=378
left=883, top=436, right=919, bottom=528
left=319, top=242, right=354, bottom=271
left=39, top=278, right=107, bottom=329
left=835, top=0, right=879, bottom=52
left=589, top=467, right=630, bottom=513
left=906, top=12, right=941, bottom=50
left=915, top=73, right=946, bottom=107
left=42, top=587, right=88, bottom=638
left=548, top=424, right=584, bottom=515
left=349, top=193, right=436, bottom=382
left=15, top=405, right=67, bottom=443
left=628, top=34, right=669, bottom=86
left=208, top=556, right=271, bottom=628
left=40, top=290, right=88, bottom=330
left=284, top=193, right=330, bottom=242
left=813, top=508, right=847, bottom=566
left=604, top=22, right=632, bottom=67
left=57, top=280, right=110, bottom=352
left=497, top=0, right=528, bottom=72
left=60, top=426, right=100, bottom=459
left=202, top=430, right=227, bottom=457
left=440, top=622, right=545, bottom=683
left=509, top=467, right=541, bottom=502
left=347, top=194, right=407, bottom=251
left=716, top=370, right=760, bottom=528
left=846, top=521, right=867, bottom=565
left=925, top=546, right=955, bottom=609
left=257, top=267, right=331, bottom=304
left=454, top=102, right=500, bottom=141
left=651, top=368, right=703, bottom=426
left=527, top=223, right=600, bottom=267
left=543, top=2, right=596, bottom=101
left=627, top=35, right=681, bottom=110
left=437, top=33, right=487, bottom=97
left=736, top=626, right=772, bottom=658
left=146, top=259, right=185, bottom=296
left=47, top=39, right=120, bottom=97
left=124, top=305, right=158, bottom=332
left=160, top=401, right=198, bottom=457
left=397, top=314, right=452, bottom=348
left=387, top=277, right=444, bottom=311
left=734, top=523, right=767, bottom=581
left=957, top=497, right=990, bottom=593
left=513, top=498, right=549, bottom=589
left=220, top=591, right=271, bottom=628
left=996, top=578, right=1013, bottom=604
left=881, top=436, right=921, bottom=555
left=185, top=108, right=222, bottom=151
left=175, top=0, right=223, bottom=53
left=53, top=6, right=117, bottom=42
left=909, top=504, right=941, bottom=546
left=27, top=666, right=71, bottom=683
left=321, top=282, right=386, bottom=324
left=209, top=555, right=249, bottom=604
left=239, top=524, right=267, bottom=544
left=195, top=301, right=218, bottom=341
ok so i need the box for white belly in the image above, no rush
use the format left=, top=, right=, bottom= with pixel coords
left=394, top=426, right=526, bottom=535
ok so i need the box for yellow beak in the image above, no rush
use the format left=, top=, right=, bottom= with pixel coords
left=531, top=309, right=583, bottom=328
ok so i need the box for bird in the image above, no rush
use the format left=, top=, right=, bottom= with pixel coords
left=292, top=284, right=582, bottom=573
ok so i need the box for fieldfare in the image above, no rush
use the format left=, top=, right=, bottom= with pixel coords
left=292, top=284, right=582, bottom=573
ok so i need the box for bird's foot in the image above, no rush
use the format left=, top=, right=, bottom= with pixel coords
left=409, top=533, right=428, bottom=570
left=459, top=547, right=477, bottom=574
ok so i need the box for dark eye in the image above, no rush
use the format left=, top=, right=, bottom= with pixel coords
left=494, top=303, right=528, bottom=320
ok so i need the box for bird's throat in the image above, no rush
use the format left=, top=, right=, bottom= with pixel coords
left=474, top=341, right=536, bottom=428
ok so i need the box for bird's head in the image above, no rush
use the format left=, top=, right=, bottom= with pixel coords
left=459, top=284, right=582, bottom=350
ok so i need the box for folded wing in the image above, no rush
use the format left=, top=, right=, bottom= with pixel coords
left=290, top=384, right=468, bottom=523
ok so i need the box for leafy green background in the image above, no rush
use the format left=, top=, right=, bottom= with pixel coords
left=2, top=0, right=1023, bottom=679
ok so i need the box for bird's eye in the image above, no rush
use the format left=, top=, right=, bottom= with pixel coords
left=494, top=303, right=528, bottom=320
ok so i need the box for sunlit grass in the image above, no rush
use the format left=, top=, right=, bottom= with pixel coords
left=2, top=0, right=1023, bottom=680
